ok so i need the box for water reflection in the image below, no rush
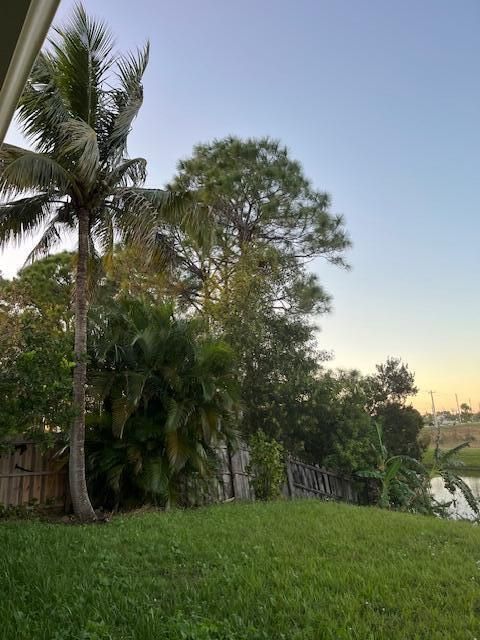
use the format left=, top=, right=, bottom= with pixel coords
left=430, top=476, right=480, bottom=520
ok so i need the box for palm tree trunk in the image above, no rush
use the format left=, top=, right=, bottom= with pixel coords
left=70, top=207, right=96, bottom=521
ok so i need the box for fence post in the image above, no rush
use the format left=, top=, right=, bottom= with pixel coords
left=286, top=456, right=295, bottom=498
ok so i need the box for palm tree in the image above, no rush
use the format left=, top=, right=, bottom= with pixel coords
left=87, top=297, right=239, bottom=509
left=0, top=5, right=196, bottom=520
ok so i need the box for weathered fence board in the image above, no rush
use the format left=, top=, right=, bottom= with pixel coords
left=0, top=441, right=66, bottom=507
left=286, top=458, right=360, bottom=504
left=229, top=445, right=252, bottom=499
left=182, top=447, right=360, bottom=507
left=180, top=443, right=253, bottom=507
left=0, top=439, right=361, bottom=510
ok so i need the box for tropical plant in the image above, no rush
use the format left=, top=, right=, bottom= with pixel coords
left=428, top=435, right=479, bottom=517
left=87, top=416, right=174, bottom=510
left=0, top=6, right=197, bottom=520
left=87, top=297, right=239, bottom=508
left=358, top=422, right=480, bottom=517
left=357, top=423, right=425, bottom=509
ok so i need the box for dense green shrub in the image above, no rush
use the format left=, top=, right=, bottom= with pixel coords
left=86, top=298, right=239, bottom=509
left=247, top=431, right=286, bottom=500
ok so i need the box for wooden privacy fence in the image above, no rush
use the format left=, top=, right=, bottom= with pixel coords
left=0, top=439, right=361, bottom=509
left=0, top=441, right=67, bottom=507
left=182, top=446, right=361, bottom=507
left=180, top=443, right=253, bottom=506
left=286, top=458, right=361, bottom=504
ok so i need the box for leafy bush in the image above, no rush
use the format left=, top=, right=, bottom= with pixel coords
left=0, top=501, right=40, bottom=520
left=247, top=431, right=285, bottom=500
left=0, top=254, right=75, bottom=439
left=300, top=371, right=376, bottom=474
left=358, top=423, right=480, bottom=518
left=357, top=423, right=427, bottom=510
left=86, top=298, right=239, bottom=509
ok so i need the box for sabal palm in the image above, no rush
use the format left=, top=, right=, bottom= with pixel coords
left=0, top=6, right=195, bottom=520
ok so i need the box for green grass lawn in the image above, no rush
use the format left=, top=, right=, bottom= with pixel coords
left=1, top=501, right=480, bottom=639
left=424, top=445, right=480, bottom=472
left=422, top=422, right=480, bottom=472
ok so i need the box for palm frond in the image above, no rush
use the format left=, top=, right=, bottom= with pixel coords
left=107, top=157, right=147, bottom=188
left=442, top=471, right=479, bottom=515
left=137, top=457, right=170, bottom=497
left=91, top=215, right=115, bottom=267
left=25, top=216, right=63, bottom=263
left=16, top=52, right=72, bottom=152
left=24, top=199, right=77, bottom=263
left=112, top=187, right=207, bottom=262
left=89, top=371, right=115, bottom=404
left=165, top=429, right=191, bottom=471
left=0, top=193, right=55, bottom=247
left=107, top=43, right=150, bottom=158
left=0, top=145, right=74, bottom=199
left=109, top=371, right=147, bottom=438
left=50, top=3, right=115, bottom=127
left=59, top=119, right=100, bottom=186
left=199, top=406, right=220, bottom=442
left=165, top=398, right=189, bottom=433
left=437, top=442, right=470, bottom=466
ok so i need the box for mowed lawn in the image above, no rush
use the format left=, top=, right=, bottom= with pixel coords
left=423, top=422, right=480, bottom=472
left=423, top=445, right=480, bottom=471
left=1, top=500, right=480, bottom=640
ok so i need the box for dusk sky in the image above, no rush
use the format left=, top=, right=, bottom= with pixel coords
left=2, top=0, right=479, bottom=413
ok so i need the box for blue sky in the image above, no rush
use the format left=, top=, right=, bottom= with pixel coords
left=3, top=0, right=480, bottom=411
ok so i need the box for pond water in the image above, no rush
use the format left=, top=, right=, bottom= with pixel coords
left=430, top=476, right=480, bottom=520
